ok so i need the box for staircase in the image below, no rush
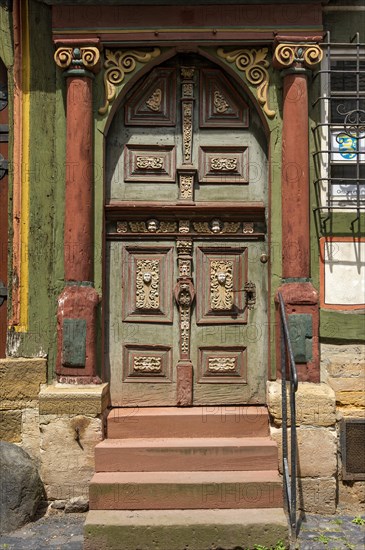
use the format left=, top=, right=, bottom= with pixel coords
left=84, top=407, right=288, bottom=550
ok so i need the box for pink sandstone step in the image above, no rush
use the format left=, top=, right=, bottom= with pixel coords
left=89, top=470, right=283, bottom=510
left=107, top=406, right=269, bottom=439
left=94, top=437, right=279, bottom=472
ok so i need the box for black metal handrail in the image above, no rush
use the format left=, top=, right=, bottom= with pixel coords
left=278, top=291, right=298, bottom=541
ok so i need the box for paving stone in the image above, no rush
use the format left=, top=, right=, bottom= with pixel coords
left=0, top=511, right=364, bottom=549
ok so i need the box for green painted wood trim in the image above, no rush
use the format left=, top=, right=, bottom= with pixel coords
left=320, top=309, right=365, bottom=342
left=0, top=4, right=14, bottom=68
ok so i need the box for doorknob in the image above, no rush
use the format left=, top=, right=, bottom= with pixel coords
left=244, top=281, right=256, bottom=310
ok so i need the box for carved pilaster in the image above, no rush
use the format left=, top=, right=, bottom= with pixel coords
left=181, top=67, right=195, bottom=164
left=175, top=238, right=195, bottom=406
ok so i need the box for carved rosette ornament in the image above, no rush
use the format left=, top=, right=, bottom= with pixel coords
left=99, top=48, right=161, bottom=115
left=273, top=43, right=323, bottom=70
left=217, top=47, right=275, bottom=118
left=54, top=45, right=101, bottom=75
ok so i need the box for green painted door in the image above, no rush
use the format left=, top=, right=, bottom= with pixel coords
left=105, top=55, right=269, bottom=406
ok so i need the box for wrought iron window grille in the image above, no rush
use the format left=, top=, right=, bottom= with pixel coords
left=312, top=32, right=365, bottom=233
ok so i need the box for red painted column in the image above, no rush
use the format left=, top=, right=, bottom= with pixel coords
left=54, top=40, right=101, bottom=383
left=281, top=72, right=310, bottom=278
left=273, top=37, right=322, bottom=382
left=65, top=76, right=93, bottom=282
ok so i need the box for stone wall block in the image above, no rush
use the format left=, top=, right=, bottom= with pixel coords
left=0, top=359, right=47, bottom=402
left=298, top=477, right=336, bottom=514
left=0, top=410, right=22, bottom=442
left=270, top=426, right=337, bottom=477
left=267, top=381, right=336, bottom=427
left=39, top=415, right=103, bottom=500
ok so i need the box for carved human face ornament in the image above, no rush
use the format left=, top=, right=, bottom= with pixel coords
left=147, top=218, right=159, bottom=232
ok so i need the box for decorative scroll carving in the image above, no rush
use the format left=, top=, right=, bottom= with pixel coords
left=273, top=43, right=323, bottom=70
left=214, top=90, right=230, bottom=113
left=128, top=220, right=177, bottom=233
left=136, top=259, right=160, bottom=310
left=217, top=47, right=275, bottom=118
left=210, top=157, right=238, bottom=171
left=182, top=83, right=194, bottom=98
left=136, top=156, right=164, bottom=170
left=222, top=222, right=240, bottom=233
left=114, top=220, right=259, bottom=236
left=146, top=88, right=162, bottom=111
left=208, top=357, right=236, bottom=372
left=133, top=356, right=162, bottom=373
left=193, top=221, right=211, bottom=233
left=182, top=103, right=193, bottom=163
left=99, top=48, right=161, bottom=115
left=210, top=260, right=234, bottom=311
left=54, top=46, right=100, bottom=73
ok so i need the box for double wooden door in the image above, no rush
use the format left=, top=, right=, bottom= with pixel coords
left=105, top=55, right=269, bottom=406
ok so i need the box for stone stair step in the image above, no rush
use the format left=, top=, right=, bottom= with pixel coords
left=89, top=470, right=283, bottom=510
left=94, top=437, right=279, bottom=472
left=107, top=406, right=269, bottom=439
left=84, top=508, right=288, bottom=550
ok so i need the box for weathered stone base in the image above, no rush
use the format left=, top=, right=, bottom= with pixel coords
left=84, top=508, right=288, bottom=550
left=0, top=358, right=110, bottom=506
left=267, top=342, right=364, bottom=515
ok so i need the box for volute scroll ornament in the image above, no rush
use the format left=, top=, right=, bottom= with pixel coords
left=217, top=47, right=275, bottom=118
left=273, top=43, right=323, bottom=70
left=54, top=45, right=101, bottom=74
left=98, top=48, right=161, bottom=115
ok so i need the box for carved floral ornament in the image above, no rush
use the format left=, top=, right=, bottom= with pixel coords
left=217, top=47, right=275, bottom=119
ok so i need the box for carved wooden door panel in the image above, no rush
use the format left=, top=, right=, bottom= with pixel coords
left=105, top=55, right=269, bottom=406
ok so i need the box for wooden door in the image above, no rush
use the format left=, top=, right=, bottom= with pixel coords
left=105, top=55, right=269, bottom=406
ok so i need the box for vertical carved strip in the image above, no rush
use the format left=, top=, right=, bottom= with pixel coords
left=175, top=238, right=195, bottom=406
left=181, top=67, right=195, bottom=165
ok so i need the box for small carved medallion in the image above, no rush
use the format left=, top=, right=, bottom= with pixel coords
left=210, top=260, right=234, bottom=310
left=136, top=259, right=160, bottom=310
left=213, top=90, right=230, bottom=113
left=179, top=259, right=191, bottom=278
left=133, top=356, right=162, bottom=373
left=180, top=174, right=194, bottom=199
left=243, top=222, right=254, bottom=234
left=116, top=221, right=128, bottom=233
left=208, top=357, right=236, bottom=372
left=179, top=220, right=190, bottom=233
left=182, top=83, right=194, bottom=98
left=146, top=88, right=162, bottom=111
left=176, top=238, right=193, bottom=256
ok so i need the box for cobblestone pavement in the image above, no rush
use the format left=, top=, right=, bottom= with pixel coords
left=0, top=512, right=363, bottom=549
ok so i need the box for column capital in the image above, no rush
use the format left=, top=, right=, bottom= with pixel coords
left=54, top=38, right=102, bottom=77
left=273, top=35, right=323, bottom=72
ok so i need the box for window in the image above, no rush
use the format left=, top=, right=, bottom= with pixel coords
left=313, top=33, right=365, bottom=222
